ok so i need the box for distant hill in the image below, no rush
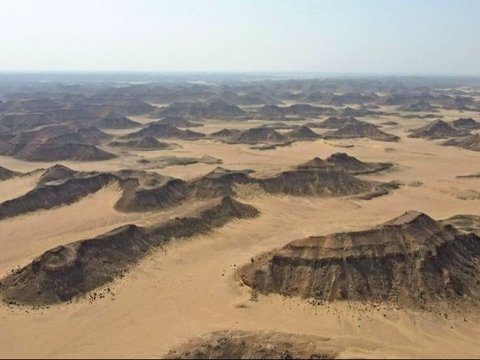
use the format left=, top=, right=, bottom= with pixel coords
left=0, top=165, right=21, bottom=181
left=450, top=117, right=480, bottom=130
left=323, top=121, right=399, bottom=142
left=408, top=120, right=469, bottom=139
left=109, top=136, right=174, bottom=150
left=96, top=112, right=141, bottom=129
left=443, top=134, right=480, bottom=152
left=123, top=123, right=205, bottom=140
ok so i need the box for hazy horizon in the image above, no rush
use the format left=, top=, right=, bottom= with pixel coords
left=1, top=0, right=479, bottom=75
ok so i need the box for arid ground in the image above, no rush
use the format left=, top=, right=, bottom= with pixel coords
left=0, top=76, right=479, bottom=358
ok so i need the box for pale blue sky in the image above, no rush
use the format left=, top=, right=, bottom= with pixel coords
left=0, top=0, right=479, bottom=74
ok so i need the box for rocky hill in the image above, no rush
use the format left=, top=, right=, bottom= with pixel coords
left=238, top=211, right=480, bottom=308
left=409, top=120, right=469, bottom=139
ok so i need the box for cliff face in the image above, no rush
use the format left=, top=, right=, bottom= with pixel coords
left=0, top=173, right=120, bottom=220
left=0, top=197, right=259, bottom=305
left=239, top=211, right=480, bottom=307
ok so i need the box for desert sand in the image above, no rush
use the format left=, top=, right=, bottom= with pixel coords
left=1, top=79, right=480, bottom=358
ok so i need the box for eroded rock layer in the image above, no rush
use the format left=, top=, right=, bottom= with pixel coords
left=239, top=211, right=480, bottom=307
left=0, top=197, right=259, bottom=305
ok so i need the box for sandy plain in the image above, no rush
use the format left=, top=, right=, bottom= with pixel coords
left=0, top=109, right=480, bottom=358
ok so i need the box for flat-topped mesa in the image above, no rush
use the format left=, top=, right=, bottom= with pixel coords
left=238, top=211, right=480, bottom=307
left=408, top=120, right=469, bottom=139
left=0, top=197, right=259, bottom=306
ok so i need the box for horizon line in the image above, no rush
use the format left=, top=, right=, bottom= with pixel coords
left=1, top=70, right=480, bottom=78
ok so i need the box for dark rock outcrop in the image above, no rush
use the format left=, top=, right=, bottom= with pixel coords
left=209, top=128, right=242, bottom=138
left=155, top=100, right=246, bottom=120
left=0, top=124, right=115, bottom=161
left=109, top=136, right=174, bottom=150
left=238, top=211, right=480, bottom=307
left=151, top=116, right=202, bottom=128
left=38, top=164, right=79, bottom=184
left=22, top=143, right=116, bottom=162
left=0, top=197, right=259, bottom=305
left=323, top=122, right=399, bottom=142
left=164, top=330, right=338, bottom=359
left=314, top=116, right=364, bottom=129
left=96, top=112, right=141, bottom=129
left=216, top=128, right=287, bottom=144
left=443, top=134, right=480, bottom=152
left=122, top=123, right=204, bottom=140
left=408, top=120, right=469, bottom=139
left=0, top=173, right=119, bottom=220
left=325, top=153, right=393, bottom=174
left=0, top=165, right=20, bottom=181
left=450, top=118, right=480, bottom=130
left=285, top=126, right=320, bottom=140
